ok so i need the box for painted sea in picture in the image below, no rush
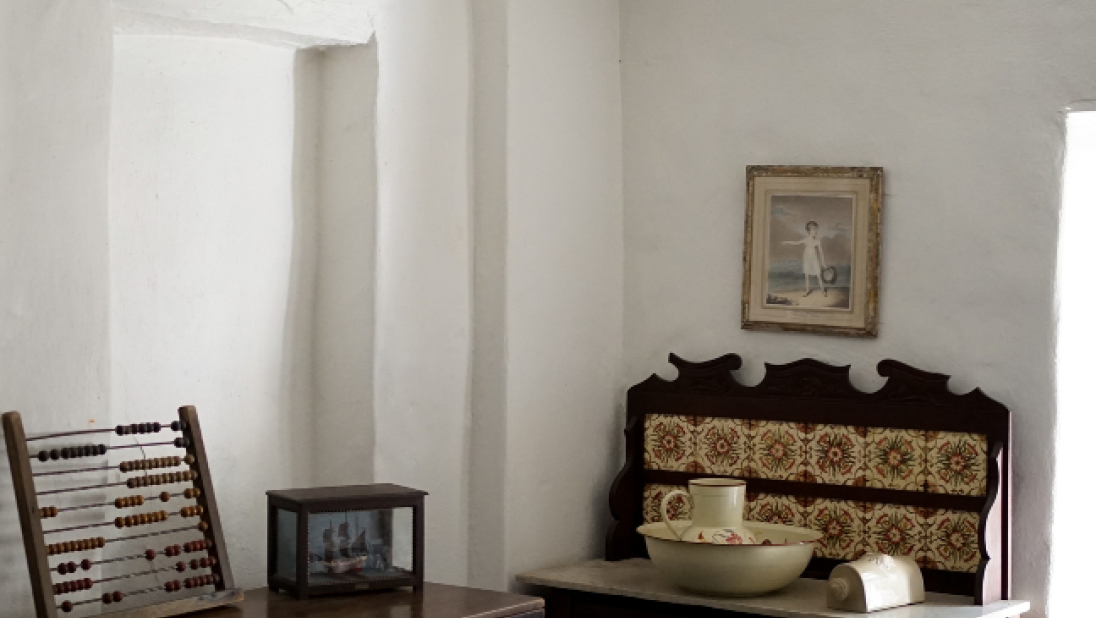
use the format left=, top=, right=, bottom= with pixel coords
left=764, top=194, right=854, bottom=311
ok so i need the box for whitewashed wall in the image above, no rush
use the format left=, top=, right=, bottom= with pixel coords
left=0, top=1, right=113, bottom=615
left=312, top=43, right=379, bottom=486
left=109, top=36, right=318, bottom=588
left=500, top=0, right=624, bottom=587
left=620, top=3, right=1096, bottom=617
left=369, top=0, right=474, bottom=585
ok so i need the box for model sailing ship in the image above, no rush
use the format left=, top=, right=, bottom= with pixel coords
left=317, top=521, right=369, bottom=574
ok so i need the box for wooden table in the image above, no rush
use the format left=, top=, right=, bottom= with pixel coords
left=517, top=560, right=1029, bottom=618
left=200, top=584, right=544, bottom=618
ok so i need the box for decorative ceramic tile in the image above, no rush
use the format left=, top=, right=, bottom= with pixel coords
left=748, top=421, right=801, bottom=481
left=865, top=427, right=927, bottom=491
left=694, top=417, right=749, bottom=475
left=748, top=493, right=800, bottom=528
left=924, top=431, right=988, bottom=496
left=642, top=484, right=690, bottom=524
left=805, top=424, right=869, bottom=485
left=866, top=504, right=923, bottom=558
left=807, top=499, right=865, bottom=560
left=643, top=414, right=695, bottom=471
left=918, top=508, right=981, bottom=573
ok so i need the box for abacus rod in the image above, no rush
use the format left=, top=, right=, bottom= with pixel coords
left=28, top=441, right=184, bottom=461
left=36, top=458, right=185, bottom=478
left=96, top=565, right=185, bottom=583
left=44, top=513, right=189, bottom=535
left=111, top=442, right=177, bottom=450
left=33, top=465, right=112, bottom=477
left=57, top=541, right=210, bottom=568
left=26, top=424, right=180, bottom=442
left=25, top=428, right=113, bottom=442
left=42, top=512, right=198, bottom=536
left=62, top=585, right=165, bottom=609
left=55, top=492, right=187, bottom=513
left=107, top=525, right=200, bottom=543
left=37, top=481, right=127, bottom=496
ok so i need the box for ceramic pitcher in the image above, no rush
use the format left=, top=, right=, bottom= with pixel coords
left=660, top=478, right=757, bottom=545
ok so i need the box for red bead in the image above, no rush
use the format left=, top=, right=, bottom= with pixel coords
left=81, top=559, right=91, bottom=571
left=61, top=601, right=73, bottom=613
left=102, top=593, right=112, bottom=605
left=208, top=556, right=217, bottom=566
left=176, top=561, right=186, bottom=572
left=145, top=549, right=157, bottom=560
left=112, top=591, right=123, bottom=603
left=57, top=564, right=66, bottom=575
left=67, top=562, right=76, bottom=573
left=190, top=559, right=199, bottom=570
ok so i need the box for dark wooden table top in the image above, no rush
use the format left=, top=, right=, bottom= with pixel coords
left=201, top=584, right=544, bottom=618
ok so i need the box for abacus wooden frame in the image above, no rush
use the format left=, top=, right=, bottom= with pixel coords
left=2, top=406, right=244, bottom=618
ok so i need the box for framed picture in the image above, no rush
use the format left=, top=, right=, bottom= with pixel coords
left=741, top=166, right=882, bottom=337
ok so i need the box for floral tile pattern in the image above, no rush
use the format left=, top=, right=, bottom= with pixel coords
left=809, top=499, right=866, bottom=560
left=694, top=417, right=749, bottom=475
left=867, top=504, right=923, bottom=558
left=919, top=508, right=981, bottom=572
left=749, top=421, right=801, bottom=480
left=643, top=415, right=695, bottom=472
left=747, top=492, right=801, bottom=527
left=642, top=484, right=690, bottom=524
left=643, top=485, right=981, bottom=573
left=641, top=414, right=989, bottom=496
left=924, top=431, right=988, bottom=496
left=865, top=427, right=926, bottom=491
left=805, top=424, right=869, bottom=485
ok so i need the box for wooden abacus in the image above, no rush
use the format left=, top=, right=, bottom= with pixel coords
left=3, top=406, right=244, bottom=618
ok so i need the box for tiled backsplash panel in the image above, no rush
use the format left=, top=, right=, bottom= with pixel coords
left=641, top=484, right=981, bottom=573
left=694, top=417, right=749, bottom=476
left=924, top=431, right=988, bottom=496
left=641, top=483, right=692, bottom=525
left=643, top=414, right=695, bottom=472
left=641, top=415, right=988, bottom=496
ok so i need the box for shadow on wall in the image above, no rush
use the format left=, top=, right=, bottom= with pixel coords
left=307, top=42, right=379, bottom=487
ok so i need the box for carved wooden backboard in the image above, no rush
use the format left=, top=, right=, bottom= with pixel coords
left=606, top=354, right=1011, bottom=604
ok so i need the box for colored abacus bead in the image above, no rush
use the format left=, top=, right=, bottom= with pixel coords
left=61, top=601, right=73, bottom=613
left=145, top=549, right=157, bottom=560
left=50, top=449, right=60, bottom=460
left=102, top=593, right=112, bottom=605
left=81, top=559, right=91, bottom=570
left=113, top=591, right=123, bottom=603
left=176, top=561, right=186, bottom=572
left=38, top=450, right=48, bottom=462
left=198, top=521, right=209, bottom=531
left=161, top=491, right=171, bottom=502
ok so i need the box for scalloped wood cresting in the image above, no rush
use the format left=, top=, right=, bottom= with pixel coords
left=606, top=354, right=1011, bottom=605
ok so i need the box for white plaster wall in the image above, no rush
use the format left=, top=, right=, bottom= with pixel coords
left=312, top=42, right=380, bottom=485
left=621, top=3, right=1096, bottom=616
left=369, top=1, right=473, bottom=585
left=113, top=0, right=373, bottom=48
left=109, top=36, right=318, bottom=588
left=503, top=0, right=624, bottom=583
left=0, top=1, right=113, bottom=614
left=468, top=0, right=511, bottom=591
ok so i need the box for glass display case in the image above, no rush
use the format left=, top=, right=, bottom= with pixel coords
left=267, top=484, right=425, bottom=599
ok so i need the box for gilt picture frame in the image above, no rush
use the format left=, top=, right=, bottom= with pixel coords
left=741, top=166, right=883, bottom=337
